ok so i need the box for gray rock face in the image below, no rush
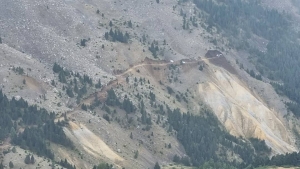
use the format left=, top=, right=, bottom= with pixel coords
left=0, top=0, right=108, bottom=81
left=0, top=0, right=213, bottom=78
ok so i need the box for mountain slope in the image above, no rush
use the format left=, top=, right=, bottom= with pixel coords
left=0, top=0, right=300, bottom=168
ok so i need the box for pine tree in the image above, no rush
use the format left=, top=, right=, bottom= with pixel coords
left=150, top=91, right=156, bottom=101
left=53, top=62, right=62, bottom=73
left=59, top=71, right=67, bottom=83
left=173, top=155, right=180, bottom=163
left=74, top=83, right=79, bottom=93
left=66, top=87, right=74, bottom=98
left=79, top=85, right=87, bottom=96
left=199, top=65, right=203, bottom=71
left=95, top=79, right=102, bottom=88
left=134, top=150, right=139, bottom=159
left=31, top=155, right=35, bottom=164
left=105, top=32, right=109, bottom=40
left=51, top=79, right=56, bottom=86
left=80, top=39, right=87, bottom=47
left=156, top=115, right=160, bottom=124
left=140, top=100, right=149, bottom=124
left=81, top=104, right=88, bottom=111
left=10, top=127, right=16, bottom=138
left=154, top=162, right=161, bottom=169
left=128, top=20, right=132, bottom=28
left=9, top=161, right=13, bottom=168
left=24, top=154, right=31, bottom=164
left=106, top=89, right=119, bottom=106
left=123, top=98, right=135, bottom=113
left=109, top=28, right=114, bottom=37
left=250, top=69, right=255, bottom=78
left=130, top=132, right=133, bottom=139
left=12, top=147, right=16, bottom=153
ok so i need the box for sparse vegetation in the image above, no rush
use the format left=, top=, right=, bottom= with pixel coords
left=134, top=150, right=139, bottom=159
left=59, top=159, right=76, bottom=169
left=127, top=20, right=133, bottom=28
left=52, top=63, right=96, bottom=102
left=149, top=40, right=159, bottom=58
left=0, top=89, right=73, bottom=161
left=104, top=29, right=130, bottom=43
left=106, top=89, right=120, bottom=106
left=246, top=69, right=262, bottom=81
left=140, top=100, right=152, bottom=125
left=12, top=66, right=24, bottom=75
left=103, top=114, right=110, bottom=122
left=24, top=154, right=35, bottom=164
left=122, top=97, right=136, bottom=113
left=80, top=38, right=89, bottom=47
left=166, top=86, right=174, bottom=95
left=93, top=163, right=113, bottom=169
left=13, top=120, right=74, bottom=159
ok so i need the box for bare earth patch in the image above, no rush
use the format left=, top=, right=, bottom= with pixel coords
left=67, top=121, right=124, bottom=163
left=198, top=68, right=296, bottom=154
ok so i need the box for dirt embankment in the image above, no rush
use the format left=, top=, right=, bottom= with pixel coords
left=65, top=121, right=124, bottom=163
left=198, top=68, right=296, bottom=153
left=208, top=56, right=237, bottom=75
